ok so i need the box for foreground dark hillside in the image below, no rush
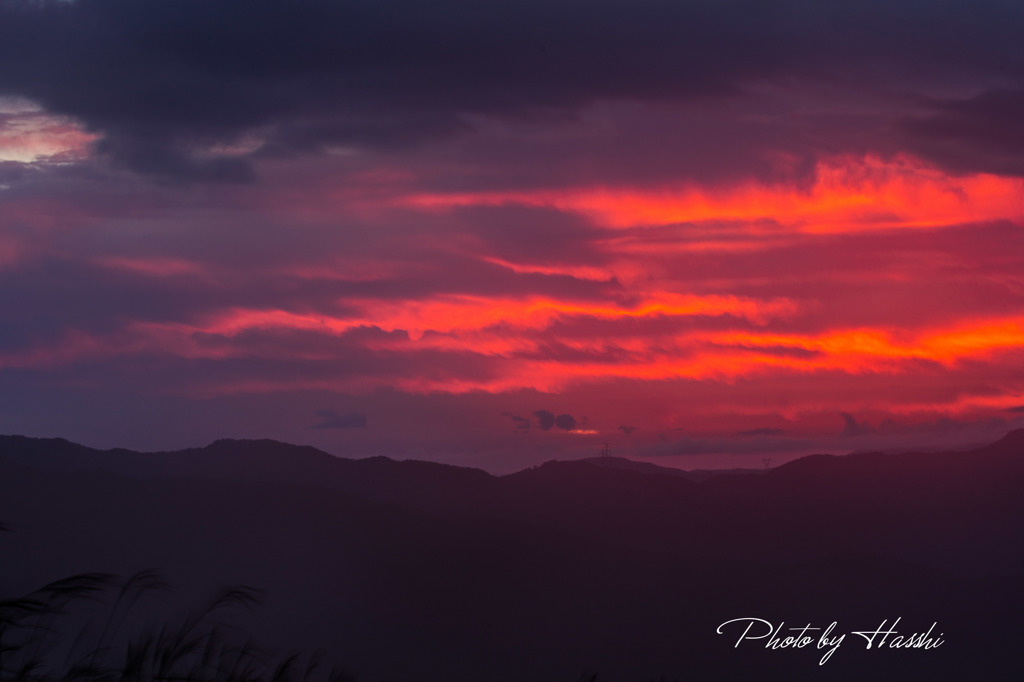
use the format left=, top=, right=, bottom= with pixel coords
left=2, top=432, right=1023, bottom=680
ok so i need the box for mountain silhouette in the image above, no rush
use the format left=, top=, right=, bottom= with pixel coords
left=2, top=431, right=1023, bottom=680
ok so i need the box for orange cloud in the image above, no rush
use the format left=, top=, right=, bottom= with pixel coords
left=4, top=149, right=1022, bottom=433
left=10, top=302, right=1007, bottom=400
left=186, top=291, right=799, bottom=343
left=401, top=156, right=1024, bottom=234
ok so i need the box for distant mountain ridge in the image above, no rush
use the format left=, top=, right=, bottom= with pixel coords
left=576, top=454, right=763, bottom=481
left=2, top=430, right=1023, bottom=681
left=2, top=429, right=1023, bottom=568
left=0, top=434, right=496, bottom=514
left=3, top=428, right=1023, bottom=489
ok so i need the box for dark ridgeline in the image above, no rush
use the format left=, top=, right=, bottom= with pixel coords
left=2, top=432, right=1023, bottom=681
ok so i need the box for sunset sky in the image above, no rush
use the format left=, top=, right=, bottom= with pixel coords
left=2, top=0, right=1024, bottom=471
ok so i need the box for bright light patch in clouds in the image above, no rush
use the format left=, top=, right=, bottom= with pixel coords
left=0, top=99, right=96, bottom=163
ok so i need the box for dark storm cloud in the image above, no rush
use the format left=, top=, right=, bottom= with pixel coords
left=399, top=90, right=901, bottom=193
left=2, top=0, right=1022, bottom=181
left=97, top=134, right=258, bottom=184
left=554, top=414, right=577, bottom=431
left=902, top=89, right=1024, bottom=176
left=526, top=410, right=577, bottom=431
left=533, top=409, right=555, bottom=431
left=506, top=410, right=579, bottom=432
left=310, top=409, right=367, bottom=429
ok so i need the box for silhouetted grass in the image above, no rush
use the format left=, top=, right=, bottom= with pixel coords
left=0, top=558, right=354, bottom=682
left=2, top=521, right=608, bottom=682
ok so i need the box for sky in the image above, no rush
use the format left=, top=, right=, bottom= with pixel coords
left=2, top=0, right=1024, bottom=472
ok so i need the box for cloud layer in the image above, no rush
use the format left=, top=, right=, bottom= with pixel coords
left=1, top=1, right=1023, bottom=470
